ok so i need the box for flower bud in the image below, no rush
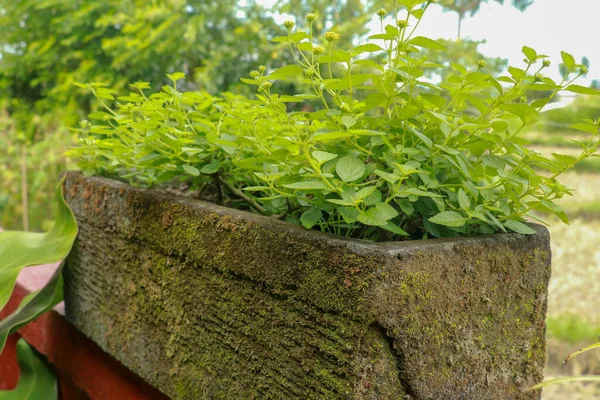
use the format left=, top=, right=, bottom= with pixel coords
left=249, top=70, right=260, bottom=79
left=580, top=65, right=589, bottom=74
left=259, top=81, right=272, bottom=92
left=340, top=103, right=351, bottom=112
left=324, top=31, right=340, bottom=42
left=477, top=60, right=486, bottom=69
left=312, top=45, right=325, bottom=55
left=376, top=8, right=387, bottom=17
left=534, top=72, right=543, bottom=82
left=304, top=67, right=316, bottom=77
left=397, top=19, right=409, bottom=29
left=283, top=20, right=295, bottom=30
left=306, top=13, right=316, bottom=22
left=542, top=59, right=551, bottom=68
left=258, top=65, right=266, bottom=73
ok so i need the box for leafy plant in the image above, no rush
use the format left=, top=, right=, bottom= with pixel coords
left=528, top=341, right=600, bottom=390
left=0, top=339, right=58, bottom=400
left=71, top=0, right=600, bottom=241
left=0, top=179, right=78, bottom=354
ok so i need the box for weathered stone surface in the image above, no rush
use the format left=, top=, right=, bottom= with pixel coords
left=63, top=172, right=551, bottom=400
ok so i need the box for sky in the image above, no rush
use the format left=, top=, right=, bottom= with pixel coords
left=258, top=0, right=600, bottom=85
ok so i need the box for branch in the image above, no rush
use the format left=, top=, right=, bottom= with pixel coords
left=216, top=175, right=266, bottom=214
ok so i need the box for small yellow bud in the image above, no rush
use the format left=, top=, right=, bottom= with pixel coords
left=258, top=65, right=266, bottom=73
left=397, top=20, right=408, bottom=29
left=312, top=45, right=326, bottom=55
left=542, top=59, right=551, bottom=68
left=477, top=60, right=486, bottom=69
left=580, top=65, right=589, bottom=74
left=249, top=70, right=260, bottom=79
left=324, top=31, right=340, bottom=42
left=340, top=103, right=351, bottom=112
left=306, top=13, right=316, bottom=23
left=283, top=20, right=295, bottom=30
left=534, top=72, right=543, bottom=82
left=376, top=8, right=387, bottom=18
left=258, top=81, right=272, bottom=92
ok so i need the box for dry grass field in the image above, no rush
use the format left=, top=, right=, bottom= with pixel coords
left=527, top=140, right=600, bottom=399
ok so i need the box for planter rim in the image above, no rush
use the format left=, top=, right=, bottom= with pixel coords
left=63, top=171, right=549, bottom=253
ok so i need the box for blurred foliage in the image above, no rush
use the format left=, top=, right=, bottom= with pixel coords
left=533, top=95, right=600, bottom=134
left=423, top=38, right=507, bottom=79
left=547, top=314, right=600, bottom=345
left=0, top=0, right=282, bottom=230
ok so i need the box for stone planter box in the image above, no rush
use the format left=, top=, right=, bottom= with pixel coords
left=63, top=172, right=551, bottom=400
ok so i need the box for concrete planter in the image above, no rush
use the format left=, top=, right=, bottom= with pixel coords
left=63, top=172, right=551, bottom=400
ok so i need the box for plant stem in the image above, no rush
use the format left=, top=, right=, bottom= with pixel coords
left=217, top=175, right=266, bottom=214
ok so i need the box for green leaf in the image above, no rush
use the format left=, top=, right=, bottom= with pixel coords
left=503, top=219, right=536, bottom=235
left=561, top=51, right=576, bottom=69
left=309, top=129, right=385, bottom=143
left=268, top=65, right=304, bottom=80
left=428, top=211, right=466, bottom=227
left=569, top=123, right=598, bottom=134
left=374, top=169, right=398, bottom=184
left=338, top=207, right=360, bottom=223
left=358, top=208, right=387, bottom=226
left=352, top=44, right=384, bottom=55
left=522, top=46, right=537, bottom=63
left=182, top=164, right=200, bottom=176
left=200, top=160, right=220, bottom=174
left=396, top=188, right=442, bottom=198
left=167, top=72, right=186, bottom=82
left=565, top=341, right=600, bottom=363
left=356, top=186, right=376, bottom=201
left=336, top=155, right=365, bottom=183
left=0, top=179, right=77, bottom=354
left=283, top=180, right=328, bottom=190
left=408, top=36, right=446, bottom=51
left=565, top=85, right=600, bottom=96
left=375, top=202, right=398, bottom=220
left=300, top=208, right=322, bottom=229
left=458, top=189, right=471, bottom=210
left=312, top=151, right=337, bottom=164
left=0, top=339, right=58, bottom=399
left=0, top=263, right=64, bottom=356
left=410, top=128, right=432, bottom=148
left=381, top=222, right=409, bottom=236
left=340, top=116, right=357, bottom=129
left=481, top=154, right=506, bottom=171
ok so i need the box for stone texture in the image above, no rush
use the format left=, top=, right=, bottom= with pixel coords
left=63, top=172, right=551, bottom=400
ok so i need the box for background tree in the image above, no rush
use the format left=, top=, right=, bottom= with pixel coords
left=0, top=0, right=279, bottom=230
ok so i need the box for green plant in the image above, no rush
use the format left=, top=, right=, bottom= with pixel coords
left=528, top=341, right=600, bottom=390
left=69, top=0, right=600, bottom=241
left=0, top=339, right=58, bottom=399
left=0, top=180, right=78, bottom=354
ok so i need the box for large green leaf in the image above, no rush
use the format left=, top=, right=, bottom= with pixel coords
left=0, top=179, right=78, bottom=354
left=0, top=339, right=57, bottom=400
left=0, top=263, right=65, bottom=353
